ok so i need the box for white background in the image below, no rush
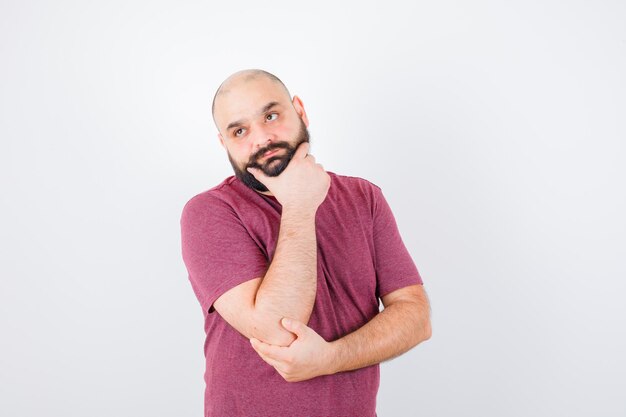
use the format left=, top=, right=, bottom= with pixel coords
left=1, top=1, right=625, bottom=416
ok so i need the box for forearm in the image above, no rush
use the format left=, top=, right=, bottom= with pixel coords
left=328, top=301, right=431, bottom=374
left=253, top=208, right=318, bottom=346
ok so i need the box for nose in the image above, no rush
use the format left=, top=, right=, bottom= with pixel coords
left=250, top=123, right=276, bottom=153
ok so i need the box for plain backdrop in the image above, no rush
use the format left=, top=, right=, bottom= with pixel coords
left=1, top=1, right=625, bottom=416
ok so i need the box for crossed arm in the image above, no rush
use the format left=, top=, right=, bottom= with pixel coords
left=250, top=283, right=431, bottom=382
left=211, top=204, right=432, bottom=382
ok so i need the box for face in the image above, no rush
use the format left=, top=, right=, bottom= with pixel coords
left=213, top=75, right=311, bottom=193
left=227, top=118, right=310, bottom=192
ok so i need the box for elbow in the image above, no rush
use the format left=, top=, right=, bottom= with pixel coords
left=416, top=298, right=432, bottom=343
left=251, top=309, right=297, bottom=347
left=420, top=318, right=432, bottom=343
left=423, top=320, right=432, bottom=341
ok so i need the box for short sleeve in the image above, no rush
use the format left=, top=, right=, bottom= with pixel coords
left=180, top=194, right=269, bottom=314
left=372, top=185, right=423, bottom=299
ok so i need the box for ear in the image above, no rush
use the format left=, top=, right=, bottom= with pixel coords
left=218, top=132, right=225, bottom=149
left=292, top=95, right=309, bottom=127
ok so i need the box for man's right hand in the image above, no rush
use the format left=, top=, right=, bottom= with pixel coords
left=247, top=142, right=331, bottom=213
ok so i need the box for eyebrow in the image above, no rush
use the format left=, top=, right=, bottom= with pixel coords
left=226, top=101, right=281, bottom=132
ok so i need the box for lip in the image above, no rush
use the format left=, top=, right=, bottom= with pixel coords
left=262, top=149, right=280, bottom=159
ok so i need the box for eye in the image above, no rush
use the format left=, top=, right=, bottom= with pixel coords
left=234, top=127, right=246, bottom=137
left=266, top=112, right=278, bottom=121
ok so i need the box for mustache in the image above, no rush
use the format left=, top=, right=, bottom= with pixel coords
left=250, top=142, right=291, bottom=163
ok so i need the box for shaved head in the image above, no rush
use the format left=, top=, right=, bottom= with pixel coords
left=211, top=69, right=292, bottom=125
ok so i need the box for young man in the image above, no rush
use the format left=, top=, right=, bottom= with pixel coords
left=180, top=69, right=431, bottom=417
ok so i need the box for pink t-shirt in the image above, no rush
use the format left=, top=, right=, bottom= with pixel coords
left=180, top=171, right=423, bottom=417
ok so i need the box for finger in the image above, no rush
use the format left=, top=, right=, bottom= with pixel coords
left=294, top=142, right=310, bottom=159
left=246, top=166, right=267, bottom=182
left=276, top=369, right=291, bottom=381
left=251, top=338, right=290, bottom=361
left=250, top=338, right=272, bottom=359
left=255, top=348, right=283, bottom=369
left=281, top=317, right=308, bottom=338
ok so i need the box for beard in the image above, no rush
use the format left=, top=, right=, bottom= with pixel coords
left=227, top=118, right=310, bottom=193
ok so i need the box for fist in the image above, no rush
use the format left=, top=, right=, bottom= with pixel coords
left=247, top=142, right=330, bottom=213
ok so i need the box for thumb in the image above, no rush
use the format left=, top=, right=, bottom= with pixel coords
left=281, top=317, right=306, bottom=337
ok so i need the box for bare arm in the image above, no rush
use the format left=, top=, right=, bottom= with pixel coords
left=252, top=207, right=318, bottom=346
left=248, top=285, right=432, bottom=383
left=230, top=141, right=328, bottom=348
left=182, top=141, right=326, bottom=349
left=328, top=289, right=432, bottom=374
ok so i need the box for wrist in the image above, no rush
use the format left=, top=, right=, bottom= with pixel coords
left=325, top=339, right=343, bottom=375
left=281, top=206, right=317, bottom=220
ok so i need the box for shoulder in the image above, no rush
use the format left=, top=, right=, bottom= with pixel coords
left=327, top=171, right=383, bottom=205
left=180, top=176, right=239, bottom=221
left=327, top=171, right=381, bottom=192
left=325, top=171, right=385, bottom=220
